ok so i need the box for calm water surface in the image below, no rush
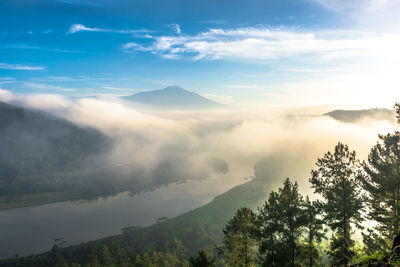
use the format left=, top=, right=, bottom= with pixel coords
left=0, top=180, right=221, bottom=259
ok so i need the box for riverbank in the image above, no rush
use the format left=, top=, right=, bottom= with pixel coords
left=0, top=191, right=85, bottom=210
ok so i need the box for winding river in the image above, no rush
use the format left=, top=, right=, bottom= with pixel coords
left=0, top=179, right=224, bottom=259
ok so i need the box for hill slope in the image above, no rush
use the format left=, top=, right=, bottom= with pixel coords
left=174, top=178, right=268, bottom=227
left=324, top=108, right=396, bottom=123
left=0, top=102, right=111, bottom=203
left=121, top=86, right=223, bottom=109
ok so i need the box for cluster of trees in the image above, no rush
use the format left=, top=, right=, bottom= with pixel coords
left=0, top=219, right=221, bottom=267
left=214, top=104, right=400, bottom=266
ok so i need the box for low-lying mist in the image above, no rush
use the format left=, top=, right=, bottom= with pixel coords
left=1, top=89, right=397, bottom=198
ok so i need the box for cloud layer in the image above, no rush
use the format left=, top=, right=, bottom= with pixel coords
left=1, top=90, right=397, bottom=196
left=0, top=63, right=45, bottom=70
left=312, top=0, right=396, bottom=12
left=122, top=27, right=400, bottom=62
left=68, top=23, right=150, bottom=34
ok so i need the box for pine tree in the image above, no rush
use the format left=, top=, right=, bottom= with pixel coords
left=361, top=131, right=400, bottom=252
left=395, top=102, right=400, bottom=123
left=219, top=207, right=257, bottom=266
left=310, top=142, right=364, bottom=266
left=257, top=178, right=306, bottom=267
left=189, top=250, right=215, bottom=267
left=256, top=189, right=282, bottom=266
left=303, top=197, right=325, bottom=267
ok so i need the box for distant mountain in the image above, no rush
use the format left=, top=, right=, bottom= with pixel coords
left=121, top=86, right=224, bottom=109
left=324, top=108, right=396, bottom=123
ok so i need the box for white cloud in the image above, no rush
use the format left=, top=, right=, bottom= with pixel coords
left=281, top=67, right=344, bottom=73
left=225, top=84, right=279, bottom=91
left=201, top=93, right=233, bottom=104
left=0, top=89, right=71, bottom=110
left=68, top=24, right=101, bottom=34
left=29, top=76, right=111, bottom=82
left=1, top=44, right=82, bottom=53
left=123, top=27, right=400, bottom=63
left=67, top=23, right=151, bottom=34
left=1, top=90, right=396, bottom=196
left=122, top=42, right=139, bottom=50
left=257, top=70, right=400, bottom=108
left=0, top=63, right=45, bottom=70
left=41, top=29, right=54, bottom=34
left=0, top=77, right=15, bottom=81
left=170, top=24, right=181, bottom=34
left=23, top=82, right=76, bottom=92
left=103, top=86, right=137, bottom=92
left=312, top=0, right=395, bottom=12
left=311, top=0, right=400, bottom=31
left=0, top=89, right=14, bottom=102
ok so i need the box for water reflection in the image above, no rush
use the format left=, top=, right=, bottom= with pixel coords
left=0, top=179, right=225, bottom=259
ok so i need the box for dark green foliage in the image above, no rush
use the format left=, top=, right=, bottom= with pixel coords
left=352, top=251, right=387, bottom=266
left=218, top=207, right=258, bottom=266
left=395, top=102, right=400, bottom=123
left=310, top=142, right=364, bottom=265
left=134, top=251, right=190, bottom=267
left=177, top=178, right=269, bottom=228
left=257, top=178, right=306, bottom=267
left=189, top=250, right=215, bottom=267
left=362, top=228, right=389, bottom=256
left=297, top=242, right=324, bottom=267
left=0, top=225, right=210, bottom=266
left=361, top=132, right=400, bottom=253
left=303, top=197, right=325, bottom=267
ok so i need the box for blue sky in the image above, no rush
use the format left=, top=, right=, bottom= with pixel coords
left=1, top=0, right=400, bottom=107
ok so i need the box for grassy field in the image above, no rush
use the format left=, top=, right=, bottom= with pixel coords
left=0, top=191, right=85, bottom=210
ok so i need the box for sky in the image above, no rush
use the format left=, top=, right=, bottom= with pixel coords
left=1, top=0, right=400, bottom=108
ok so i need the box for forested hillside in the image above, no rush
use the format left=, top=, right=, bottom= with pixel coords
left=0, top=102, right=111, bottom=205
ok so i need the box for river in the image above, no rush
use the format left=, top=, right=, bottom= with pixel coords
left=0, top=179, right=226, bottom=259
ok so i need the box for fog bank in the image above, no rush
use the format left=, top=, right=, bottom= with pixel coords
left=1, top=90, right=397, bottom=197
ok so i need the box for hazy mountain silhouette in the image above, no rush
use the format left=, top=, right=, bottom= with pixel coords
left=324, top=108, right=396, bottom=123
left=121, top=86, right=224, bottom=109
left=0, top=102, right=111, bottom=197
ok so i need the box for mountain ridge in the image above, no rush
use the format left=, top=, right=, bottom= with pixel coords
left=121, top=85, right=224, bottom=109
left=324, top=108, right=396, bottom=123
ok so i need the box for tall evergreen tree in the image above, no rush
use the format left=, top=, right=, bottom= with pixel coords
left=257, top=178, right=306, bottom=267
left=361, top=132, right=400, bottom=252
left=395, top=102, right=400, bottom=123
left=189, top=250, right=215, bottom=267
left=310, top=142, right=364, bottom=266
left=302, top=196, right=325, bottom=267
left=219, top=207, right=258, bottom=267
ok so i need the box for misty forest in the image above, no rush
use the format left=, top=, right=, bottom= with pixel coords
left=3, top=0, right=400, bottom=266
